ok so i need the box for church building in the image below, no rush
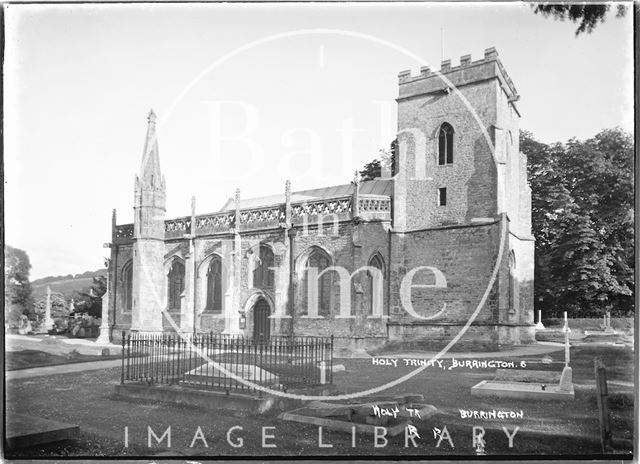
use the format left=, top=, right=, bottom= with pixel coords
left=105, top=47, right=535, bottom=352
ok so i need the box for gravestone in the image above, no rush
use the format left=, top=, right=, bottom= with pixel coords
left=559, top=314, right=574, bottom=391
left=279, top=396, right=436, bottom=436
left=471, top=317, right=574, bottom=400
left=6, top=414, right=79, bottom=449
left=183, top=362, right=280, bottom=385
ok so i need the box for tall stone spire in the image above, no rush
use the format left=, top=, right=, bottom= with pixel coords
left=134, top=109, right=166, bottom=240
left=139, top=109, right=164, bottom=188
left=131, top=109, right=166, bottom=333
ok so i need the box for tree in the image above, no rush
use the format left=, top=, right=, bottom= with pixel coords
left=71, top=275, right=107, bottom=318
left=523, top=128, right=633, bottom=317
left=360, top=139, right=397, bottom=181
left=531, top=4, right=628, bottom=35
left=4, top=245, right=35, bottom=323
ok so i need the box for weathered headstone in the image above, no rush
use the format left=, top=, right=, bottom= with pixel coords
left=559, top=366, right=573, bottom=392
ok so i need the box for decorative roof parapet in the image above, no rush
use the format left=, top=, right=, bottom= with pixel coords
left=116, top=191, right=392, bottom=242
left=114, top=223, right=134, bottom=243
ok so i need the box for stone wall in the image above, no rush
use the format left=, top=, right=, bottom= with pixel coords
left=388, top=221, right=502, bottom=345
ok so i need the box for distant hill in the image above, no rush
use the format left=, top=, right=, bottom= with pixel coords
left=32, top=269, right=107, bottom=300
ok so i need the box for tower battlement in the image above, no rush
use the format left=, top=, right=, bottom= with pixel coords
left=397, top=47, right=518, bottom=102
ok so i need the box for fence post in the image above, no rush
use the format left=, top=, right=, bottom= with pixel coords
left=121, top=331, right=125, bottom=384
left=594, top=357, right=612, bottom=452
left=258, top=334, right=264, bottom=398
left=330, top=335, right=334, bottom=384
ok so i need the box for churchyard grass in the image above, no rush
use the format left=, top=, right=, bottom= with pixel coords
left=6, top=349, right=121, bottom=371
left=5, top=344, right=633, bottom=457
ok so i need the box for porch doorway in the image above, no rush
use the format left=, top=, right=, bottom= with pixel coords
left=252, top=298, right=270, bottom=342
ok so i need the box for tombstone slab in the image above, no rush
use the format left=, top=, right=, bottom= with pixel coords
left=279, top=407, right=412, bottom=436
left=471, top=380, right=574, bottom=400
left=6, top=414, right=79, bottom=449
left=494, top=368, right=561, bottom=383
left=184, top=362, right=279, bottom=384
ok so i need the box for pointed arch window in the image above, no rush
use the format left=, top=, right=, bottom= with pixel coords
left=167, top=260, right=185, bottom=310
left=122, top=261, right=133, bottom=312
left=438, top=122, right=454, bottom=165
left=367, top=254, right=385, bottom=316
left=206, top=257, right=223, bottom=313
left=252, top=245, right=274, bottom=289
left=301, top=248, right=333, bottom=316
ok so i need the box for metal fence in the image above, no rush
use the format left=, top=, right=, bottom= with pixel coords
left=120, top=332, right=333, bottom=395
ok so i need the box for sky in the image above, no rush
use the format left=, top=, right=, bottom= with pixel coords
left=4, top=2, right=634, bottom=280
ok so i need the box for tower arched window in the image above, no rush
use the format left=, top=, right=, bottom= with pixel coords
left=438, top=122, right=454, bottom=165
left=167, top=260, right=185, bottom=310
left=122, top=261, right=133, bottom=312
left=367, top=254, right=385, bottom=316
left=252, top=245, right=274, bottom=289
left=206, top=257, right=223, bottom=313
left=301, top=248, right=333, bottom=316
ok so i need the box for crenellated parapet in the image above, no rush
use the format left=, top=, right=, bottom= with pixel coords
left=114, top=192, right=391, bottom=244
left=398, top=47, right=519, bottom=103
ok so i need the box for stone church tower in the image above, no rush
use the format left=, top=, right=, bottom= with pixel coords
left=390, top=47, right=535, bottom=347
left=131, top=110, right=166, bottom=333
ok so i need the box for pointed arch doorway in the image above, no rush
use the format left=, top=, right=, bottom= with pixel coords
left=252, top=298, right=271, bottom=342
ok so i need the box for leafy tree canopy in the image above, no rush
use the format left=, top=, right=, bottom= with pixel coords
left=4, top=245, right=35, bottom=319
left=71, top=275, right=107, bottom=318
left=360, top=139, right=397, bottom=181
left=523, top=127, right=633, bottom=317
left=532, top=3, right=628, bottom=35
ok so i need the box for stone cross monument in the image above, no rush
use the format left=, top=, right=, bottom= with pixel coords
left=535, top=309, right=545, bottom=330
left=96, top=261, right=111, bottom=344
left=43, top=286, right=54, bottom=332
left=559, top=311, right=573, bottom=392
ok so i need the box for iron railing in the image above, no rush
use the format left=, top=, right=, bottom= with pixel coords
left=120, top=332, right=333, bottom=395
